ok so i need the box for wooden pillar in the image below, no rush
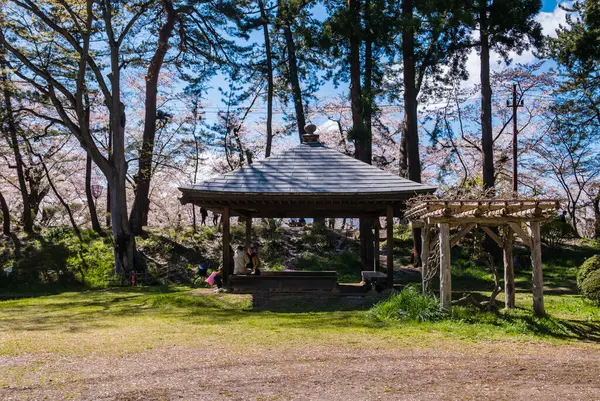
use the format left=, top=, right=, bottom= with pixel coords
left=386, top=205, right=394, bottom=288
left=439, top=223, right=451, bottom=310
left=529, top=221, right=545, bottom=316
left=245, top=217, right=252, bottom=249
left=222, top=207, right=231, bottom=285
left=421, top=225, right=431, bottom=295
left=373, top=222, right=379, bottom=271
left=503, top=226, right=515, bottom=309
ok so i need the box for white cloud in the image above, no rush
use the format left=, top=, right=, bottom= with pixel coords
left=462, top=3, right=569, bottom=87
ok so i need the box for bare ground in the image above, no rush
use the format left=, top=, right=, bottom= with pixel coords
left=2, top=342, right=600, bottom=400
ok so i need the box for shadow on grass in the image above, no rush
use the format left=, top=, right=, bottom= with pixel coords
left=477, top=309, right=600, bottom=343
left=2, top=285, right=598, bottom=342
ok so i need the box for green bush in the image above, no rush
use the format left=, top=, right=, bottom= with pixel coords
left=577, top=254, right=600, bottom=289
left=541, top=219, right=574, bottom=248
left=295, top=249, right=362, bottom=282
left=367, top=286, right=444, bottom=322
left=580, top=269, right=600, bottom=304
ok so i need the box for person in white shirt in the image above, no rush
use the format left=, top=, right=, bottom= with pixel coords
left=233, top=246, right=250, bottom=275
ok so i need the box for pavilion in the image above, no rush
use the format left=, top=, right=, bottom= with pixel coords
left=179, top=125, right=436, bottom=289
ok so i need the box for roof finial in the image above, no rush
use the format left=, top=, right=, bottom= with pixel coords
left=302, top=124, right=319, bottom=143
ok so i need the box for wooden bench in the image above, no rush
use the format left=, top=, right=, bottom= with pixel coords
left=228, top=271, right=337, bottom=292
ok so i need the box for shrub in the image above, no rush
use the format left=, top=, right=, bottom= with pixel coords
left=577, top=254, right=600, bottom=289
left=367, top=286, right=444, bottom=322
left=295, top=249, right=362, bottom=282
left=540, top=219, right=574, bottom=248
left=580, top=269, right=600, bottom=304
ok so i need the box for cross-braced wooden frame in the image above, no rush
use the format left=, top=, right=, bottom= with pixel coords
left=406, top=199, right=560, bottom=316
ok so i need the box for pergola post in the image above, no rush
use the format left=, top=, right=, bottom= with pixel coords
left=503, top=226, right=515, bottom=309
left=529, top=221, right=545, bottom=316
left=245, top=217, right=252, bottom=249
left=421, top=225, right=430, bottom=295
left=386, top=205, right=394, bottom=288
left=222, top=206, right=231, bottom=285
left=439, top=222, right=451, bottom=310
left=374, top=221, right=380, bottom=272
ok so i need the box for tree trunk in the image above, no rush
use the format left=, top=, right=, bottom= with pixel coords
left=110, top=102, right=137, bottom=275
left=363, top=0, right=373, bottom=164
left=479, top=3, right=495, bottom=189
left=348, top=0, right=363, bottom=160
left=0, top=189, right=10, bottom=235
left=594, top=191, right=600, bottom=239
left=130, top=0, right=178, bottom=235
left=399, top=124, right=408, bottom=177
left=109, top=33, right=136, bottom=275
left=281, top=14, right=306, bottom=143
left=348, top=0, right=373, bottom=268
left=569, top=203, right=580, bottom=238
left=106, top=135, right=112, bottom=228
left=85, top=155, right=102, bottom=234
left=402, top=0, right=422, bottom=266
left=259, top=0, right=274, bottom=157
left=0, top=45, right=33, bottom=233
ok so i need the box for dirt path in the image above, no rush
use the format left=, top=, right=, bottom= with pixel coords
left=2, top=342, right=600, bottom=400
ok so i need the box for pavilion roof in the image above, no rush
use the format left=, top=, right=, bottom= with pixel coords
left=179, top=142, right=436, bottom=200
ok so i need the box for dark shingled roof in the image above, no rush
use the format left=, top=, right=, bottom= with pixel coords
left=179, top=142, right=436, bottom=196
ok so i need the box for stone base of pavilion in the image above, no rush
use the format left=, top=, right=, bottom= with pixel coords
left=227, top=271, right=405, bottom=294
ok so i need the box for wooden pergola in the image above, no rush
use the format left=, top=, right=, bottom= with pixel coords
left=405, top=199, right=560, bottom=316
left=179, top=126, right=436, bottom=288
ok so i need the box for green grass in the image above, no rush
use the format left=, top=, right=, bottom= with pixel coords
left=1, top=239, right=599, bottom=360
left=1, top=282, right=599, bottom=360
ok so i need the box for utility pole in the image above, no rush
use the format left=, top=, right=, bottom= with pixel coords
left=506, top=84, right=524, bottom=194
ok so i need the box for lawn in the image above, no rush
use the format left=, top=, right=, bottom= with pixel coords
left=1, top=243, right=600, bottom=400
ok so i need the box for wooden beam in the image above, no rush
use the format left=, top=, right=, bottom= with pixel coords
left=427, top=216, right=550, bottom=226
left=454, top=207, right=483, bottom=218
left=421, top=207, right=452, bottom=219
left=509, top=207, right=543, bottom=218
left=529, top=221, right=545, bottom=316
left=439, top=223, right=452, bottom=310
left=508, top=222, right=532, bottom=248
left=387, top=205, right=394, bottom=288
left=450, top=223, right=475, bottom=247
left=222, top=206, right=231, bottom=285
left=481, top=226, right=503, bottom=247
left=503, top=226, right=515, bottom=309
left=421, top=225, right=431, bottom=294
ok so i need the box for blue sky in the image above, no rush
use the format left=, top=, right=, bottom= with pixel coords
left=542, top=0, right=558, bottom=12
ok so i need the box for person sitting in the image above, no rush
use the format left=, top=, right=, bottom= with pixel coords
left=233, top=245, right=250, bottom=275
left=247, top=247, right=261, bottom=275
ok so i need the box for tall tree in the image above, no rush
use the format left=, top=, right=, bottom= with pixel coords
left=465, top=0, right=542, bottom=189
left=0, top=43, right=33, bottom=232
left=545, top=0, right=600, bottom=236
left=396, top=0, right=470, bottom=265
left=258, top=0, right=275, bottom=157
left=276, top=0, right=307, bottom=142
left=1, top=0, right=150, bottom=274
left=130, top=0, right=179, bottom=235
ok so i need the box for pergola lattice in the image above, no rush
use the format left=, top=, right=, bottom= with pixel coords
left=406, top=199, right=560, bottom=316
